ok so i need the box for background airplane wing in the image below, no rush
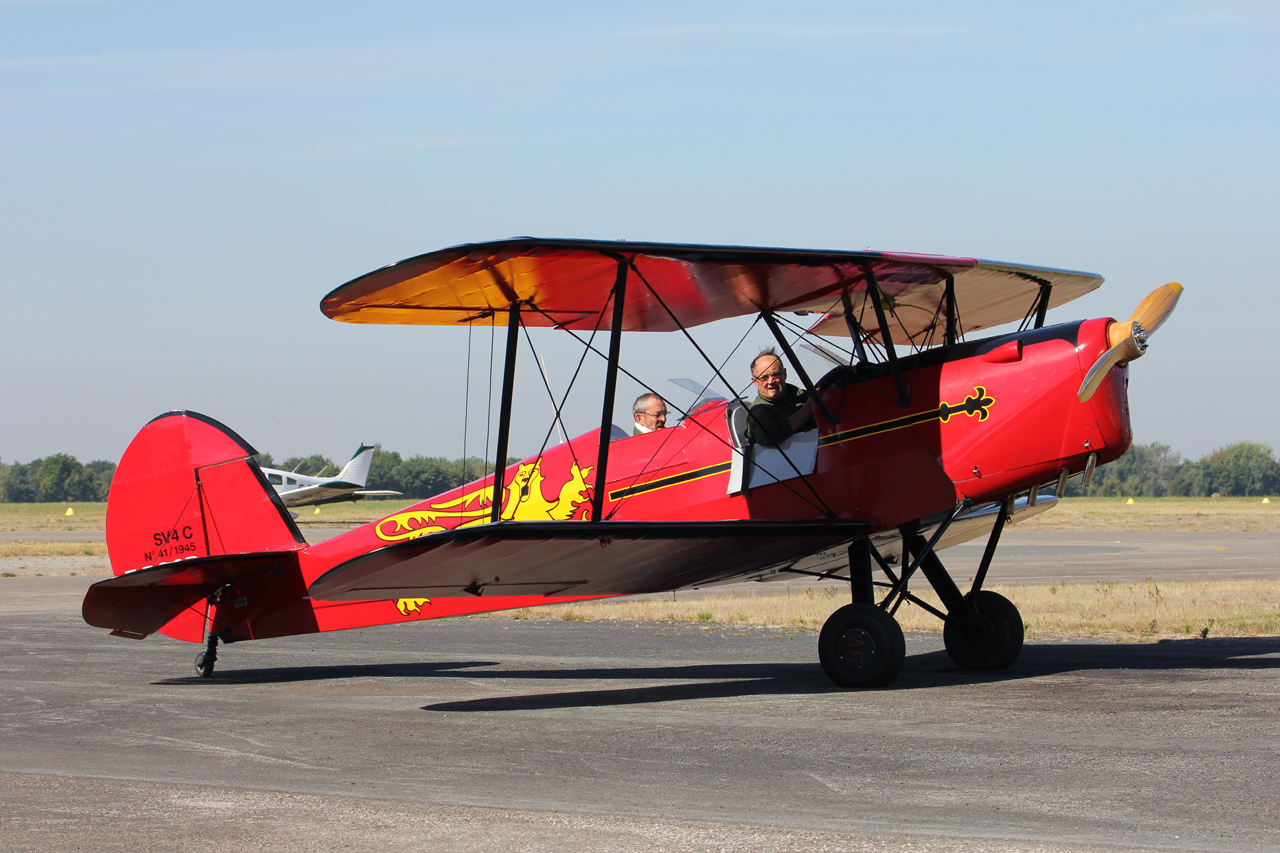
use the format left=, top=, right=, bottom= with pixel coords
left=320, top=237, right=1102, bottom=344
left=307, top=519, right=870, bottom=601
left=279, top=482, right=403, bottom=507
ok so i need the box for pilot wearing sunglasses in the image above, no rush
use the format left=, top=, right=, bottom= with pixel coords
left=746, top=349, right=816, bottom=447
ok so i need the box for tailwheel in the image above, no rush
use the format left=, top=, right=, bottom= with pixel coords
left=194, top=652, right=216, bottom=678
left=194, top=634, right=219, bottom=678
left=943, top=590, right=1024, bottom=670
left=818, top=603, right=906, bottom=688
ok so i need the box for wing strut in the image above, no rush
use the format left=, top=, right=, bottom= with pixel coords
left=590, top=259, right=629, bottom=522
left=969, top=498, right=1009, bottom=594
left=944, top=275, right=959, bottom=346
left=490, top=300, right=522, bottom=523
left=1034, top=282, right=1052, bottom=329
left=761, top=310, right=839, bottom=425
left=840, top=289, right=869, bottom=363
left=865, top=268, right=910, bottom=407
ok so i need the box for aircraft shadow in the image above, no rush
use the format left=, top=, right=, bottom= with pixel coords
left=420, top=635, right=1280, bottom=712
left=154, top=660, right=499, bottom=686
left=151, top=636, right=1280, bottom=701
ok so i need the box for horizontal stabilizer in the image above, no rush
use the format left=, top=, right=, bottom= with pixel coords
left=308, top=519, right=869, bottom=601
left=82, top=551, right=300, bottom=638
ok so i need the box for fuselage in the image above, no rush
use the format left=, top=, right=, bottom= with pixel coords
left=147, top=317, right=1131, bottom=644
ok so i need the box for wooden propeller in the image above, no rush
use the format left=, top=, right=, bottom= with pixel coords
left=1077, top=283, right=1182, bottom=403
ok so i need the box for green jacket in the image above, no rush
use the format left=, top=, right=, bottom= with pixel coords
left=746, top=384, right=815, bottom=448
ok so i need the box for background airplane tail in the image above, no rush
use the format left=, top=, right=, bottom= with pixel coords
left=105, top=411, right=306, bottom=576
left=335, top=444, right=376, bottom=487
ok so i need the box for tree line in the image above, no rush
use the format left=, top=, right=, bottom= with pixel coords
left=1066, top=441, right=1280, bottom=498
left=0, top=448, right=517, bottom=503
left=0, top=454, right=117, bottom=502
left=3, top=442, right=1278, bottom=503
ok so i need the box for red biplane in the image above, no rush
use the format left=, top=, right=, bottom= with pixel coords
left=83, top=238, right=1181, bottom=687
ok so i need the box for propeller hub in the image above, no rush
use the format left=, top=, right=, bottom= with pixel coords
left=1132, top=322, right=1149, bottom=353
left=1077, top=283, right=1181, bottom=403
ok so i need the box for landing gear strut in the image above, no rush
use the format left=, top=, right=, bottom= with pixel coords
left=194, top=584, right=232, bottom=678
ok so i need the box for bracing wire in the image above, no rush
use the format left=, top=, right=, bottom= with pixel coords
left=603, top=314, right=762, bottom=520
left=461, top=320, right=472, bottom=484
left=624, top=264, right=835, bottom=517
left=521, top=315, right=599, bottom=477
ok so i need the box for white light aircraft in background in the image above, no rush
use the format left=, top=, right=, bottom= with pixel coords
left=261, top=445, right=401, bottom=508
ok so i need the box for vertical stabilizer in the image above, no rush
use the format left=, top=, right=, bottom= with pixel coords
left=105, top=411, right=305, bottom=577
left=335, top=445, right=376, bottom=487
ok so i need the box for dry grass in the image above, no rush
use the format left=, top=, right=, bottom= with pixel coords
left=0, top=541, right=107, bottom=557
left=481, top=579, right=1280, bottom=639
left=288, top=500, right=419, bottom=526
left=1018, top=496, right=1280, bottom=532
left=0, top=503, right=108, bottom=531
left=0, top=501, right=417, bottom=531
left=2, top=497, right=1276, bottom=531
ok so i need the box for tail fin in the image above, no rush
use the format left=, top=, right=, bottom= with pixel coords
left=334, top=444, right=376, bottom=487
left=105, top=411, right=305, bottom=576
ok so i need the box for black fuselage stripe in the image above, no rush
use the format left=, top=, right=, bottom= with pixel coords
left=608, top=461, right=733, bottom=501
left=821, top=408, right=945, bottom=446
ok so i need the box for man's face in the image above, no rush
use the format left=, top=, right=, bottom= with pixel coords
left=752, top=356, right=786, bottom=401
left=636, top=398, right=668, bottom=430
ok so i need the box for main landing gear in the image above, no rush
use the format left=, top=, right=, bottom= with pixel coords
left=818, top=602, right=905, bottom=688
left=815, top=502, right=1024, bottom=688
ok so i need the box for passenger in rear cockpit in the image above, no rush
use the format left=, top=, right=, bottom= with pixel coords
left=632, top=393, right=668, bottom=436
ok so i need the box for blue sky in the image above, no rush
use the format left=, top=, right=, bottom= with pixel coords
left=2, top=1, right=1277, bottom=465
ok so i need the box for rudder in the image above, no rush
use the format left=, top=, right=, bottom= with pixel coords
left=106, top=411, right=305, bottom=576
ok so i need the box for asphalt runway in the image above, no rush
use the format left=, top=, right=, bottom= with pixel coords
left=3, top=586, right=1279, bottom=852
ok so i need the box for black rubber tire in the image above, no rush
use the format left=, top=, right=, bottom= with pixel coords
left=194, top=652, right=216, bottom=678
left=942, top=590, right=1024, bottom=670
left=818, top=603, right=906, bottom=688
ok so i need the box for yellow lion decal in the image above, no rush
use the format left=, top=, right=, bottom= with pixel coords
left=381, top=459, right=594, bottom=616
left=395, top=598, right=430, bottom=616
left=500, top=459, right=593, bottom=521
left=376, top=459, right=595, bottom=543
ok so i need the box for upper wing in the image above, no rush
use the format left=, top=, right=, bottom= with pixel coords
left=803, top=259, right=1103, bottom=345
left=307, top=519, right=870, bottom=601
left=320, top=238, right=1102, bottom=341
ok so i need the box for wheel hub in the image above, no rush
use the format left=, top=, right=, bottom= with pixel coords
left=837, top=627, right=877, bottom=669
left=961, top=614, right=997, bottom=651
